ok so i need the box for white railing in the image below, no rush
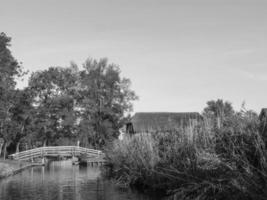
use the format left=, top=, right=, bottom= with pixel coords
left=9, top=146, right=104, bottom=161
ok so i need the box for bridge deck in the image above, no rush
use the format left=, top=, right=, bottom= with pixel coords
left=9, top=146, right=105, bottom=164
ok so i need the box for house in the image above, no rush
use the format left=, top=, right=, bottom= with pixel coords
left=126, top=112, right=203, bottom=134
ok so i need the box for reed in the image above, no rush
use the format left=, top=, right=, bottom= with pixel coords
left=105, top=113, right=267, bottom=200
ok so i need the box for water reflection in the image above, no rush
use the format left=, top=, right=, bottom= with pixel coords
left=0, top=160, right=152, bottom=200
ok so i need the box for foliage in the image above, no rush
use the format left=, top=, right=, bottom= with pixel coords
left=78, top=58, right=138, bottom=148
left=0, top=32, right=137, bottom=156
left=28, top=66, right=79, bottom=146
left=0, top=33, right=22, bottom=89
left=203, top=99, right=235, bottom=129
left=26, top=58, right=137, bottom=148
left=0, top=33, right=24, bottom=157
left=106, top=110, right=267, bottom=200
left=259, top=109, right=267, bottom=146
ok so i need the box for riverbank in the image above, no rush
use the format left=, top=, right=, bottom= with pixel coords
left=0, top=159, right=43, bottom=179
left=106, top=113, right=267, bottom=200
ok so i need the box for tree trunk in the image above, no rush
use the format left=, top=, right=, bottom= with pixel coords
left=16, top=142, right=20, bottom=153
left=3, top=142, right=8, bottom=160
left=217, top=117, right=221, bottom=129
left=0, top=143, right=3, bottom=157
left=43, top=139, right=47, bottom=147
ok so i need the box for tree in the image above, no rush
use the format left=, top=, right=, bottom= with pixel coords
left=27, top=59, right=137, bottom=148
left=28, top=66, right=79, bottom=146
left=203, top=99, right=235, bottom=129
left=9, top=88, right=34, bottom=152
left=0, top=33, right=24, bottom=158
left=78, top=58, right=138, bottom=148
left=0, top=38, right=138, bottom=152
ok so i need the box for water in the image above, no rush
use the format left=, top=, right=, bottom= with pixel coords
left=0, top=160, right=154, bottom=200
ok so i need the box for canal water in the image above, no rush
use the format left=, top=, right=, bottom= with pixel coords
left=0, top=160, right=155, bottom=200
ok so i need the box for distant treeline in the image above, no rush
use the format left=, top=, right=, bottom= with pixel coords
left=0, top=32, right=137, bottom=158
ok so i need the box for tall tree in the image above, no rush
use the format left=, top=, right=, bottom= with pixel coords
left=28, top=66, right=79, bottom=146
left=0, top=33, right=23, bottom=158
left=78, top=58, right=138, bottom=148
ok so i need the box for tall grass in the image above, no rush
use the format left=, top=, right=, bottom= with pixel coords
left=105, top=113, right=267, bottom=200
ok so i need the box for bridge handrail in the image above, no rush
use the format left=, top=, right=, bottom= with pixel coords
left=9, top=146, right=104, bottom=161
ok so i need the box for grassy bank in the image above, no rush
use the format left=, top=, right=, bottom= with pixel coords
left=105, top=113, right=267, bottom=200
left=0, top=159, right=42, bottom=179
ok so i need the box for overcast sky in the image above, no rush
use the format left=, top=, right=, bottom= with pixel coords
left=1, top=0, right=267, bottom=113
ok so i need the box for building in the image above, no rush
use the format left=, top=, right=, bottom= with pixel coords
left=126, top=112, right=203, bottom=134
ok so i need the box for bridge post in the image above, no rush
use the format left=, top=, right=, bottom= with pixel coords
left=71, top=147, right=76, bottom=165
left=41, top=147, right=45, bottom=165
left=41, top=157, right=45, bottom=165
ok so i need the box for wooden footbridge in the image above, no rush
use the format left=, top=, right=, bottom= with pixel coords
left=9, top=146, right=106, bottom=165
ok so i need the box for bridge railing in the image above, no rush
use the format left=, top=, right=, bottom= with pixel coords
left=9, top=146, right=104, bottom=161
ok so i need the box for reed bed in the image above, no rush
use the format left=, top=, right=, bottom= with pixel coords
left=105, top=113, right=267, bottom=200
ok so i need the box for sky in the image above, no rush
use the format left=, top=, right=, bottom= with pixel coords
left=1, top=0, right=267, bottom=113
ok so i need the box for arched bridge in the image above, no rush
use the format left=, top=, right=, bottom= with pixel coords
left=9, top=146, right=105, bottom=165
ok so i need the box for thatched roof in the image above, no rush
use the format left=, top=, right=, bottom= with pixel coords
left=130, top=112, right=202, bottom=133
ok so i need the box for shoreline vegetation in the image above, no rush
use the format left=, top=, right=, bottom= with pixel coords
left=0, top=159, right=42, bottom=179
left=105, top=110, right=267, bottom=200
